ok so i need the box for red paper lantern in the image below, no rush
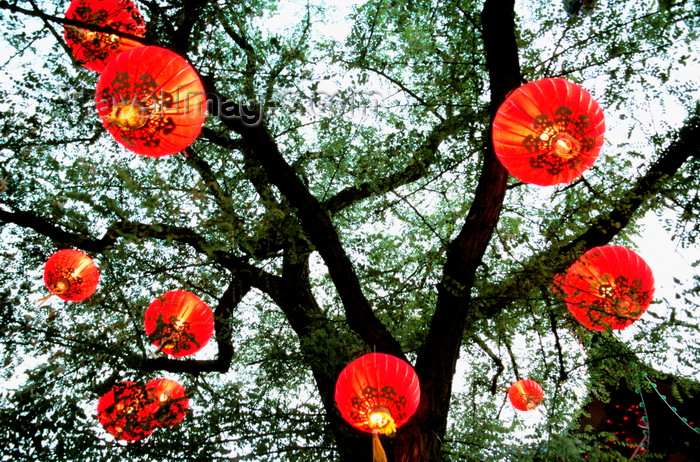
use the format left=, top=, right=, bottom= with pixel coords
left=335, top=353, right=420, bottom=435
left=64, top=0, right=145, bottom=73
left=97, top=381, right=154, bottom=441
left=144, top=290, right=214, bottom=357
left=95, top=46, right=207, bottom=157
left=144, top=378, right=189, bottom=427
left=560, top=245, right=655, bottom=331
left=492, top=77, right=605, bottom=186
left=43, top=249, right=99, bottom=301
left=508, top=379, right=544, bottom=411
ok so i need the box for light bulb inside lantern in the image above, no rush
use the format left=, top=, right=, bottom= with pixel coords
left=53, top=277, right=71, bottom=294
left=107, top=102, right=150, bottom=131
left=524, top=394, right=541, bottom=410
left=551, top=133, right=579, bottom=159
left=368, top=407, right=396, bottom=434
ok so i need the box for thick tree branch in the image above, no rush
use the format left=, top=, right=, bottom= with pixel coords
left=322, top=110, right=479, bottom=214
left=562, top=107, right=700, bottom=253
left=193, top=130, right=309, bottom=260
left=0, top=207, right=260, bottom=275
left=200, top=109, right=479, bottom=260
left=0, top=206, right=295, bottom=376
left=200, top=127, right=244, bottom=151
left=400, top=0, right=520, bottom=459
left=183, top=141, right=292, bottom=260
left=0, top=207, right=108, bottom=253
left=98, top=220, right=233, bottom=262
left=169, top=0, right=210, bottom=55
left=213, top=2, right=257, bottom=97
left=503, top=337, right=520, bottom=381
left=260, top=245, right=367, bottom=460
left=212, top=3, right=255, bottom=53
left=0, top=204, right=344, bottom=384
left=210, top=93, right=405, bottom=360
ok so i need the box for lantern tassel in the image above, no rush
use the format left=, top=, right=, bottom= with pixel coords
left=372, top=431, right=388, bottom=462
left=36, top=294, right=53, bottom=306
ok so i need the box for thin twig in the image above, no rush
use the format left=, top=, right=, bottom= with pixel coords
left=469, top=334, right=504, bottom=394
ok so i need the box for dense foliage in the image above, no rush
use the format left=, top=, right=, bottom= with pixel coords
left=1, top=0, right=699, bottom=460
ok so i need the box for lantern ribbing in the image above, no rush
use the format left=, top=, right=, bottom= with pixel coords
left=144, top=290, right=215, bottom=357
left=335, top=353, right=421, bottom=462
left=508, top=379, right=544, bottom=411
left=559, top=246, right=655, bottom=330
left=43, top=249, right=100, bottom=301
left=492, top=77, right=605, bottom=186
left=95, top=46, right=206, bottom=156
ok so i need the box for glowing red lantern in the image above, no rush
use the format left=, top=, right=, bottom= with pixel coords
left=64, top=0, right=145, bottom=73
left=97, top=382, right=154, bottom=441
left=43, top=249, right=99, bottom=301
left=508, top=379, right=544, bottom=411
left=144, top=378, right=189, bottom=427
left=560, top=245, right=655, bottom=331
left=95, top=46, right=207, bottom=157
left=144, top=290, right=214, bottom=357
left=335, top=353, right=420, bottom=461
left=492, top=77, right=605, bottom=186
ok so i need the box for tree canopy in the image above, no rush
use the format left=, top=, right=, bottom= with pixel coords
left=1, top=0, right=699, bottom=460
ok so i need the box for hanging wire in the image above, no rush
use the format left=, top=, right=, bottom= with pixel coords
left=630, top=387, right=649, bottom=459
left=644, top=375, right=700, bottom=434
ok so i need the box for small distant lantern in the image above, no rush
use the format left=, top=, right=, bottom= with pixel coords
left=43, top=249, right=100, bottom=301
left=492, top=77, right=605, bottom=186
left=94, top=46, right=207, bottom=157
left=64, top=0, right=146, bottom=72
left=144, top=378, right=189, bottom=428
left=508, top=379, right=544, bottom=411
left=335, top=353, right=421, bottom=462
left=559, top=245, right=655, bottom=331
left=143, top=290, right=214, bottom=357
left=97, top=381, right=154, bottom=441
